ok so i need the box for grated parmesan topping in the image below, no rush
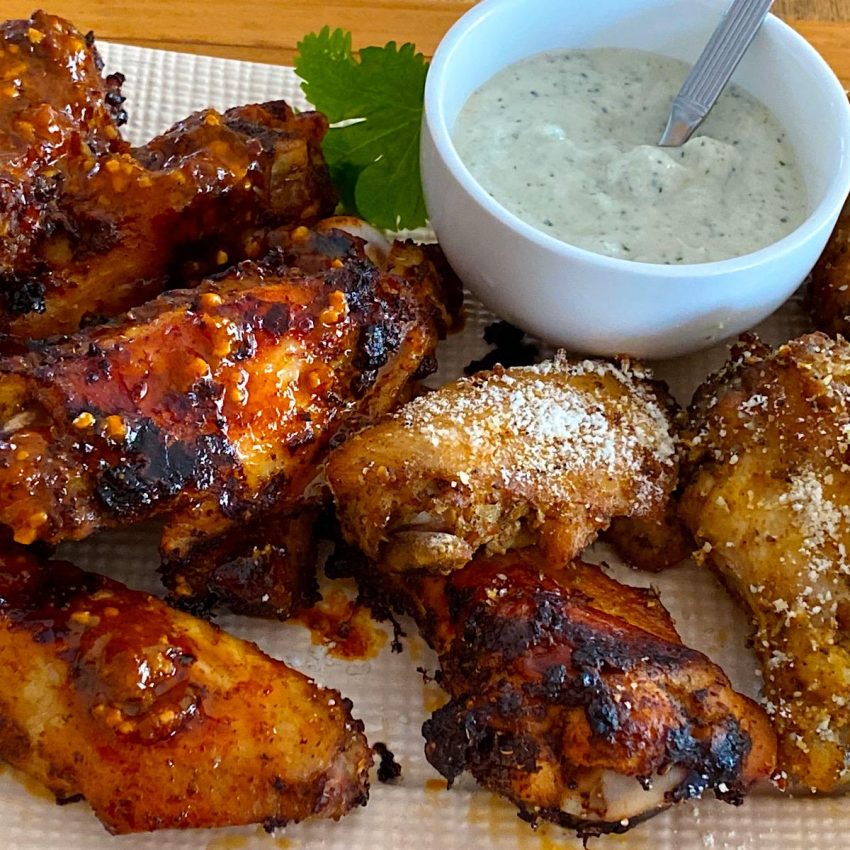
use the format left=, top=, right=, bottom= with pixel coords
left=757, top=470, right=850, bottom=757
left=787, top=467, right=850, bottom=586
left=394, top=351, right=676, bottom=509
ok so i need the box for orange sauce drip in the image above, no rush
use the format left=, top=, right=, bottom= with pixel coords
left=296, top=589, right=387, bottom=660
left=425, top=778, right=446, bottom=792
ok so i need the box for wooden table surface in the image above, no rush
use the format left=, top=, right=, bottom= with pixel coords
left=4, top=0, right=850, bottom=84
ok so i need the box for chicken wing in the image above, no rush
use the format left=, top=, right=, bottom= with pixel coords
left=355, top=548, right=775, bottom=838
left=0, top=544, right=371, bottom=834
left=0, top=11, right=335, bottom=342
left=328, top=354, right=678, bottom=574
left=0, top=225, right=460, bottom=616
left=680, top=332, right=850, bottom=791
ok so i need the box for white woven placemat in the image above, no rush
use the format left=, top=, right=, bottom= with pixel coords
left=1, top=40, right=831, bottom=850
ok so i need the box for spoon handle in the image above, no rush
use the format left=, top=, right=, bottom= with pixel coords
left=658, top=0, right=774, bottom=147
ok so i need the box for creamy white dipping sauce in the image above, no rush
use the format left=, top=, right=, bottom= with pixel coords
left=453, top=48, right=808, bottom=264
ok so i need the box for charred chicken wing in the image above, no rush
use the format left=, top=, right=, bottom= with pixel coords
left=680, top=332, right=850, bottom=792
left=0, top=11, right=335, bottom=342
left=0, top=544, right=371, bottom=834
left=328, top=354, right=678, bottom=574
left=359, top=549, right=775, bottom=838
left=0, top=225, right=460, bottom=616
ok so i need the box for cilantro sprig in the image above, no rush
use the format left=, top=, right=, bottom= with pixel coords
left=295, top=27, right=428, bottom=231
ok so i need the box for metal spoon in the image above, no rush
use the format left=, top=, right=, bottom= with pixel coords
left=658, top=0, right=774, bottom=147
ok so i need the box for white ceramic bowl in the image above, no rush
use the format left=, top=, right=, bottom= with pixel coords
left=421, top=0, right=850, bottom=358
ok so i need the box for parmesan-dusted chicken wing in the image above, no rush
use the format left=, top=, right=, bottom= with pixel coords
left=328, top=354, right=678, bottom=574
left=0, top=544, right=371, bottom=834
left=680, top=332, right=850, bottom=792
left=0, top=11, right=335, bottom=342
left=809, top=183, right=850, bottom=336
left=356, top=548, right=775, bottom=838
left=0, top=225, right=460, bottom=616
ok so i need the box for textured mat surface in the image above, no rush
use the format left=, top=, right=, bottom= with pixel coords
left=0, top=39, right=831, bottom=850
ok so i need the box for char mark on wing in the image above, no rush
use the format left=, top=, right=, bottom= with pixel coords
left=352, top=321, right=404, bottom=395
left=96, top=422, right=233, bottom=517
left=449, top=585, right=698, bottom=682
left=423, top=685, right=540, bottom=787
left=665, top=719, right=751, bottom=804
left=260, top=302, right=291, bottom=338
left=2, top=275, right=46, bottom=315
left=326, top=259, right=379, bottom=314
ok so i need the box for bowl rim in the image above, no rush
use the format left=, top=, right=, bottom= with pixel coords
left=423, top=0, right=850, bottom=278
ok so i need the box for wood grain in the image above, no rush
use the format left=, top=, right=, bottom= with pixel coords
left=2, top=0, right=849, bottom=84
left=775, top=0, right=850, bottom=19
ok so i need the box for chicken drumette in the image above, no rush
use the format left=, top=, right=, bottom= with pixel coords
left=328, top=354, right=678, bottom=575
left=809, top=190, right=850, bottom=336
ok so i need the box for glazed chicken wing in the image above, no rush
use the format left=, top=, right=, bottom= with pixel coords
left=357, top=548, right=775, bottom=838
left=0, top=224, right=460, bottom=616
left=0, top=544, right=371, bottom=834
left=0, top=11, right=335, bottom=342
left=328, top=354, right=678, bottom=574
left=680, top=332, right=850, bottom=791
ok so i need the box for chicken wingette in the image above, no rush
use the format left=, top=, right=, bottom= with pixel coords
left=0, top=223, right=461, bottom=616
left=328, top=354, right=678, bottom=574
left=680, top=332, right=850, bottom=792
left=0, top=544, right=371, bottom=834
left=0, top=11, right=335, bottom=342
left=351, top=548, right=776, bottom=838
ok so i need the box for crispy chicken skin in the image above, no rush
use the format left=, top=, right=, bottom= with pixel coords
left=0, top=545, right=371, bottom=834
left=0, top=11, right=335, bottom=342
left=0, top=225, right=460, bottom=616
left=809, top=181, right=850, bottom=336
left=328, top=354, right=678, bottom=574
left=680, top=332, right=850, bottom=792
left=359, top=549, right=775, bottom=838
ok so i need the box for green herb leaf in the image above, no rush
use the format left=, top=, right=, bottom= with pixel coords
left=295, top=27, right=429, bottom=231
